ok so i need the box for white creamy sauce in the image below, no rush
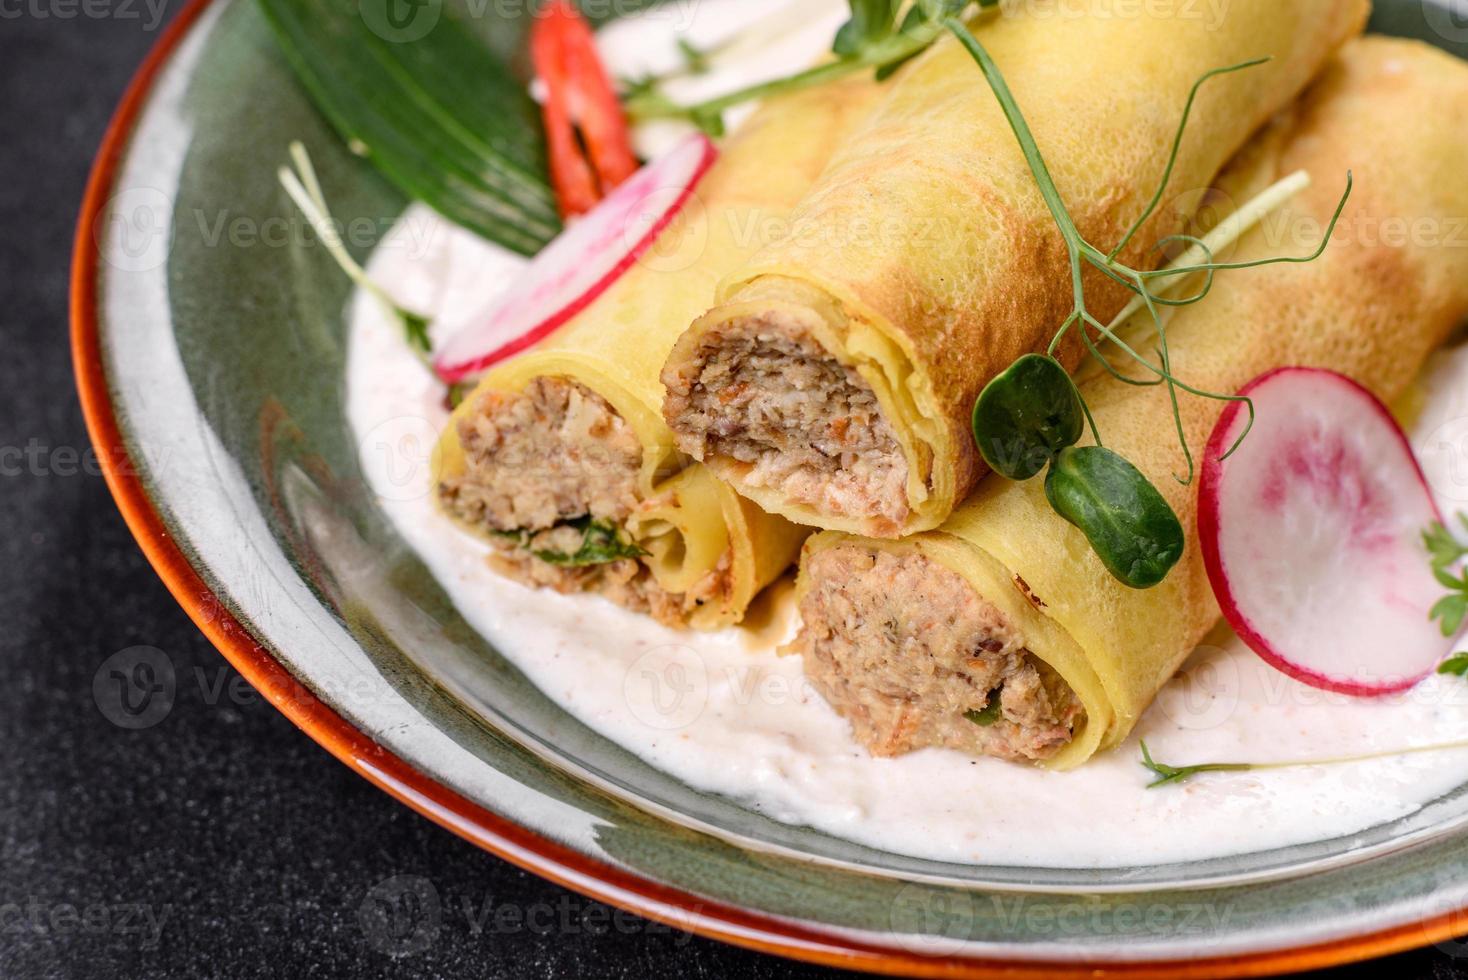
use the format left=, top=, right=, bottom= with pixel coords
left=342, top=4, right=1468, bottom=869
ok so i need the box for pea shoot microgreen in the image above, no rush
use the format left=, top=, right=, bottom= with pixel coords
left=277, top=141, right=433, bottom=364
left=1045, top=447, right=1184, bottom=590
left=624, top=0, right=999, bottom=135
left=941, top=16, right=1351, bottom=589
left=1139, top=738, right=1468, bottom=789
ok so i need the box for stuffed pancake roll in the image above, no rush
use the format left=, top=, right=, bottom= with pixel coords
left=662, top=0, right=1367, bottom=538
left=434, top=79, right=881, bottom=629
left=791, top=37, right=1468, bottom=768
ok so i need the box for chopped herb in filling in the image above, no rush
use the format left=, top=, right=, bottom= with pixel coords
left=964, top=691, right=1002, bottom=728
left=495, top=516, right=646, bottom=568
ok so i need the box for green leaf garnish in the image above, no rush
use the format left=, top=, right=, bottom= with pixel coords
left=943, top=16, right=1349, bottom=588
left=1426, top=516, right=1468, bottom=647
left=833, top=0, right=903, bottom=58
left=277, top=141, right=433, bottom=366
left=1044, top=448, right=1185, bottom=590
left=1432, top=594, right=1468, bottom=638
left=1426, top=518, right=1468, bottom=572
left=624, top=0, right=1000, bottom=132
left=402, top=311, right=432, bottom=358
left=1438, top=654, right=1468, bottom=677
left=498, top=517, right=647, bottom=568
left=258, top=0, right=561, bottom=256
left=446, top=381, right=475, bottom=411
left=972, top=354, right=1086, bottom=481
left=964, top=691, right=1003, bottom=727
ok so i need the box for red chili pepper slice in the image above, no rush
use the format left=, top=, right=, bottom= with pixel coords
left=531, top=0, right=640, bottom=219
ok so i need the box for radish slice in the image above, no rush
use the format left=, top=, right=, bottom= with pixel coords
left=1199, top=368, right=1449, bottom=695
left=433, top=133, right=719, bottom=383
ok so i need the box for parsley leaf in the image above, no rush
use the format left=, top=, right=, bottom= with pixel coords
left=1439, top=653, right=1468, bottom=677
left=1427, top=517, right=1468, bottom=640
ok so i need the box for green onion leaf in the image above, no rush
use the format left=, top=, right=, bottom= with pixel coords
left=258, top=0, right=562, bottom=256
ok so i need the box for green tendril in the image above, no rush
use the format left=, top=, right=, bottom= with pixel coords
left=1140, top=738, right=1468, bottom=789
left=625, top=1, right=1000, bottom=135
left=1107, top=57, right=1271, bottom=261
left=1137, top=173, right=1353, bottom=281
left=277, top=141, right=433, bottom=366
left=949, top=16, right=1342, bottom=587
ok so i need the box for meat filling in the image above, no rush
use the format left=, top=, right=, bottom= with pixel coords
left=665, top=314, right=910, bottom=530
left=794, top=544, right=1083, bottom=763
left=442, top=376, right=643, bottom=532
left=438, top=377, right=730, bottom=626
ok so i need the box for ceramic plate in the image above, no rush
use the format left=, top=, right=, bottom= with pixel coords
left=72, top=0, right=1468, bottom=973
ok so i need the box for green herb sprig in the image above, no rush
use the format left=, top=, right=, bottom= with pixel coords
left=278, top=141, right=433, bottom=363
left=1427, top=517, right=1468, bottom=636
left=1440, top=654, right=1468, bottom=677
left=1424, top=517, right=1468, bottom=675
left=1139, top=738, right=1468, bottom=789
left=497, top=517, right=648, bottom=567
left=1149, top=520, right=1468, bottom=789
left=945, top=17, right=1351, bottom=590
left=625, top=0, right=998, bottom=135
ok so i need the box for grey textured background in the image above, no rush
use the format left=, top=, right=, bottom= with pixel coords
left=1, top=1, right=1465, bottom=976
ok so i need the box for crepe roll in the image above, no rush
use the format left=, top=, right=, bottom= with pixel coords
left=662, top=0, right=1367, bottom=538
left=434, top=79, right=882, bottom=629
left=791, top=37, right=1468, bottom=768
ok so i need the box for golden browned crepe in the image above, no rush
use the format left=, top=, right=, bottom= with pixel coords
left=433, top=79, right=882, bottom=629
left=793, top=37, right=1468, bottom=768
left=662, top=0, right=1368, bottom=538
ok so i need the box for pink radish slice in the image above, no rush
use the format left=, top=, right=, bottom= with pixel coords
left=1199, top=367, right=1449, bottom=696
left=433, top=133, right=719, bottom=384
